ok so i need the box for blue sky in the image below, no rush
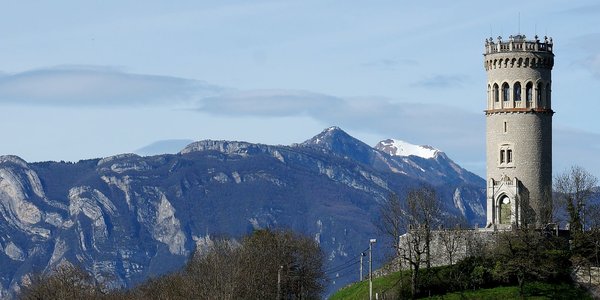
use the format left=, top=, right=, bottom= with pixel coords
left=0, top=0, right=599, bottom=179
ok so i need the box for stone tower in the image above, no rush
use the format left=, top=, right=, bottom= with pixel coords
left=484, top=35, right=554, bottom=229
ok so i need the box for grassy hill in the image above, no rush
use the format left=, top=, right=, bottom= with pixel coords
left=329, top=267, right=592, bottom=300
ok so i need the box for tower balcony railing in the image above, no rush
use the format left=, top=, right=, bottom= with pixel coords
left=485, top=35, right=553, bottom=54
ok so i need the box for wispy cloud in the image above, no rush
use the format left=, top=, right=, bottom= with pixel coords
left=196, top=89, right=484, bottom=167
left=0, top=66, right=226, bottom=106
left=199, top=90, right=344, bottom=117
left=361, top=58, right=418, bottom=70
left=566, top=33, right=600, bottom=78
left=411, top=74, right=468, bottom=89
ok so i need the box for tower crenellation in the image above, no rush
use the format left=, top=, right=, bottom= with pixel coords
left=485, top=35, right=553, bottom=56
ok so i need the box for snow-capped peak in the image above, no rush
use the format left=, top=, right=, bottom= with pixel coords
left=375, top=139, right=438, bottom=159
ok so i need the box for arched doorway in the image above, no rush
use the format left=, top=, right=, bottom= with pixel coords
left=499, top=195, right=511, bottom=224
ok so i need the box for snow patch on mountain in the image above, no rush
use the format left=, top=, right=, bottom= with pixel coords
left=375, top=139, right=438, bottom=159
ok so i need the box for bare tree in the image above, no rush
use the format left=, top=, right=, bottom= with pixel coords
left=405, top=186, right=441, bottom=269
left=396, top=186, right=442, bottom=298
left=554, top=166, right=598, bottom=232
left=377, top=192, right=403, bottom=255
left=185, top=238, right=242, bottom=300
left=129, top=272, right=190, bottom=300
left=237, top=229, right=325, bottom=299
left=438, top=215, right=469, bottom=266
left=19, top=264, right=105, bottom=300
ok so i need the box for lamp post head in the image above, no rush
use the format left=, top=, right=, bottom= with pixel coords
left=369, top=239, right=377, bottom=244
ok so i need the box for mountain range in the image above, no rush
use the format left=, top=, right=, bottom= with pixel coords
left=0, top=127, right=485, bottom=297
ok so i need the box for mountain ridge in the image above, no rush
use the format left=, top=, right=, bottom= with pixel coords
left=0, top=127, right=485, bottom=298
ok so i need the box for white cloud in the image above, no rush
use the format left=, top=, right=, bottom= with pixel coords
left=0, top=66, right=225, bottom=106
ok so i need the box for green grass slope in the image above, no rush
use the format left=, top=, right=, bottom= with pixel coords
left=330, top=270, right=591, bottom=300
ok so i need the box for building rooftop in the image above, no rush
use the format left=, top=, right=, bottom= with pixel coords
left=485, top=34, right=553, bottom=54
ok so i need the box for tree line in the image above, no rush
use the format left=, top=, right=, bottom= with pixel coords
left=19, top=229, right=325, bottom=300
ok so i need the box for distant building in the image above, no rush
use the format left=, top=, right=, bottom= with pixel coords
left=483, top=34, right=554, bottom=229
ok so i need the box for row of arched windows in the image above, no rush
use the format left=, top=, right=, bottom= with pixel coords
left=484, top=56, right=553, bottom=70
left=488, top=81, right=551, bottom=109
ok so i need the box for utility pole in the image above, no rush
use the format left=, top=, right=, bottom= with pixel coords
left=369, top=239, right=377, bottom=300
left=360, top=252, right=365, bottom=281
left=277, top=265, right=283, bottom=300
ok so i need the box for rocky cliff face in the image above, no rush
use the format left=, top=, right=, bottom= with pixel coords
left=0, top=127, right=485, bottom=298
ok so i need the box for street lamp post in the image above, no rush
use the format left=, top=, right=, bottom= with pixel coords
left=360, top=252, right=365, bottom=281
left=277, top=265, right=283, bottom=300
left=369, top=239, right=376, bottom=300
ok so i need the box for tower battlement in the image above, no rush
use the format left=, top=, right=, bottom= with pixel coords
left=484, top=35, right=554, bottom=71
left=485, top=35, right=553, bottom=55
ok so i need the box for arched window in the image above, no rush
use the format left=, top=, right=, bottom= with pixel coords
left=499, top=195, right=511, bottom=224
left=487, top=84, right=491, bottom=102
left=493, top=83, right=499, bottom=102
left=514, top=82, right=522, bottom=101
left=537, top=82, right=543, bottom=105
left=502, top=83, right=510, bottom=102
left=526, top=82, right=533, bottom=102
